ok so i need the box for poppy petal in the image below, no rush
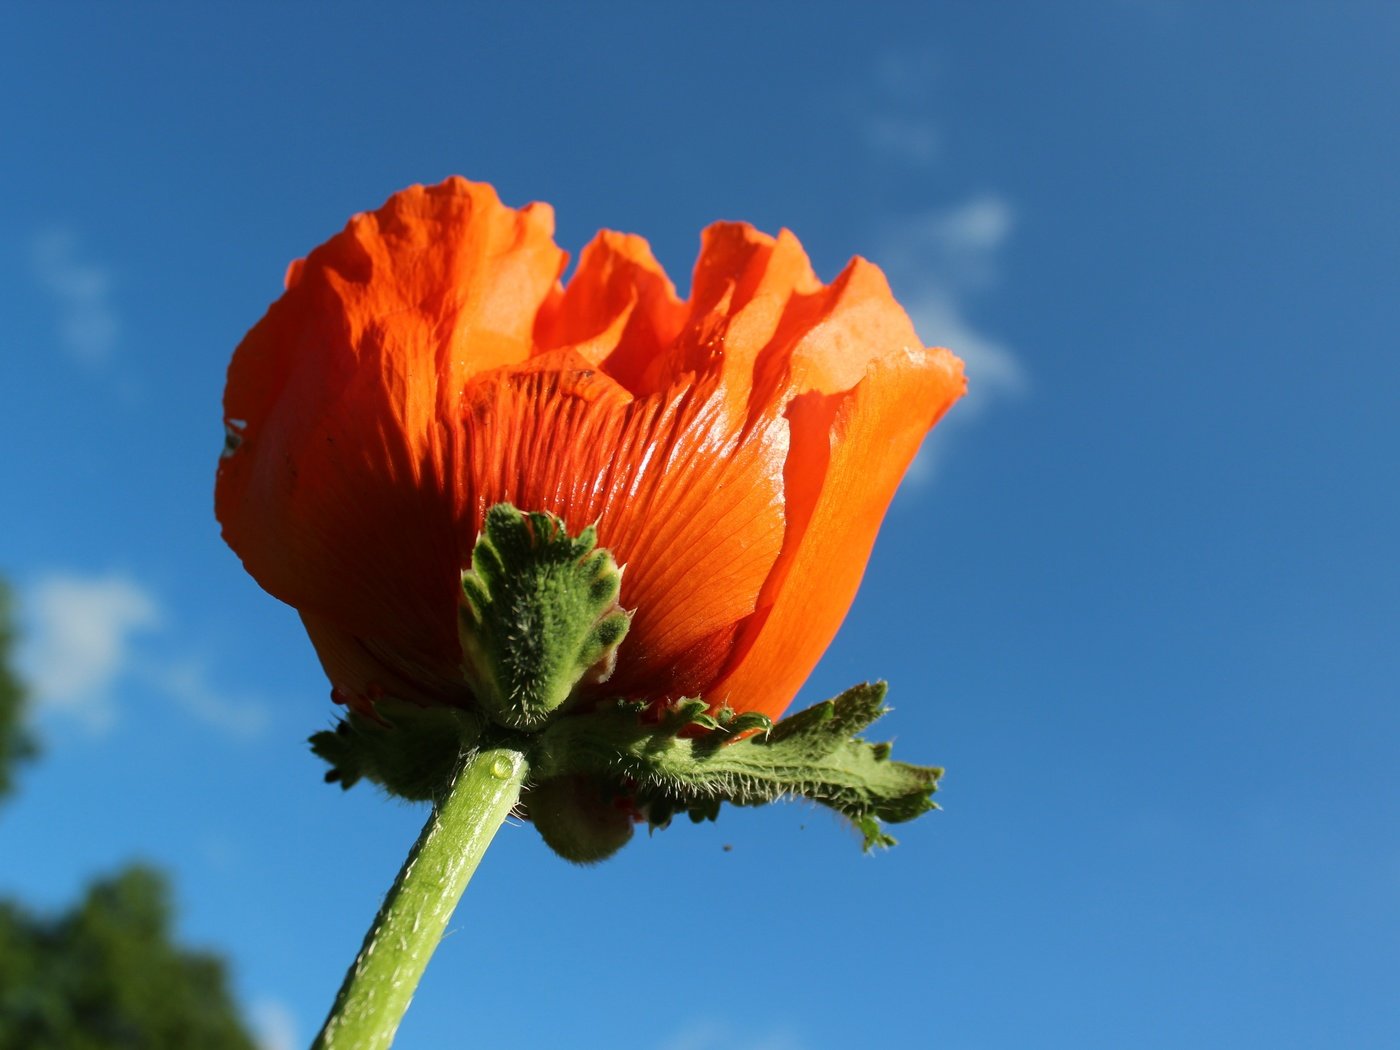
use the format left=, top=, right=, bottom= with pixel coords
left=300, top=610, right=471, bottom=715
left=458, top=360, right=790, bottom=699
left=706, top=266, right=966, bottom=718
left=219, top=178, right=964, bottom=731
left=217, top=179, right=565, bottom=688
left=534, top=231, right=688, bottom=395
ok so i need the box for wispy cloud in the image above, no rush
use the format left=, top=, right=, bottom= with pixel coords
left=657, top=1020, right=806, bottom=1050
left=859, top=50, right=942, bottom=168
left=30, top=230, right=120, bottom=365
left=21, top=574, right=160, bottom=732
left=864, top=113, right=940, bottom=167
left=137, top=659, right=269, bottom=739
left=907, top=294, right=1026, bottom=420
left=881, top=192, right=1027, bottom=414
left=876, top=193, right=1028, bottom=487
left=250, top=997, right=299, bottom=1050
left=19, top=571, right=268, bottom=739
left=878, top=193, right=1015, bottom=293
left=856, top=51, right=1026, bottom=487
left=903, top=292, right=1026, bottom=485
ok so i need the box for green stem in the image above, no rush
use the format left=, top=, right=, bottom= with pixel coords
left=313, top=746, right=529, bottom=1050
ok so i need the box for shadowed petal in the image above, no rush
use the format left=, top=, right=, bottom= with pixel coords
left=217, top=180, right=565, bottom=683
left=535, top=231, right=687, bottom=395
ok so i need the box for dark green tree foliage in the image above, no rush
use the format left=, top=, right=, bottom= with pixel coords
left=0, top=583, right=37, bottom=803
left=0, top=865, right=257, bottom=1050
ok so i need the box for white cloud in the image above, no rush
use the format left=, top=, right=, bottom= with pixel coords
left=22, top=574, right=161, bottom=731
left=928, top=193, right=1014, bottom=258
left=903, top=293, right=1027, bottom=486
left=876, top=193, right=1028, bottom=488
left=864, top=113, right=940, bottom=166
left=860, top=51, right=942, bottom=168
left=909, top=294, right=1027, bottom=420
left=250, top=997, right=299, bottom=1050
left=856, top=50, right=1025, bottom=488
left=879, top=193, right=1015, bottom=292
left=30, top=230, right=120, bottom=365
left=19, top=571, right=268, bottom=738
left=137, top=659, right=270, bottom=740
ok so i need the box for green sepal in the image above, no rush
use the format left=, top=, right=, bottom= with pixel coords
left=532, top=682, right=940, bottom=851
left=459, top=504, right=631, bottom=731
left=309, top=700, right=485, bottom=802
left=310, top=509, right=939, bottom=853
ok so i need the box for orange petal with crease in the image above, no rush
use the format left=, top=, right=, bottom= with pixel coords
left=216, top=177, right=963, bottom=722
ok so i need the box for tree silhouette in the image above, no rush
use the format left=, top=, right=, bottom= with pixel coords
left=0, top=866, right=257, bottom=1050
left=0, top=583, right=37, bottom=803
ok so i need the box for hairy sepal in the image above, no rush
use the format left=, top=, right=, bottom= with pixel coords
left=310, top=506, right=940, bottom=854
left=310, top=699, right=485, bottom=802
left=460, top=504, right=631, bottom=731
left=532, top=682, right=941, bottom=851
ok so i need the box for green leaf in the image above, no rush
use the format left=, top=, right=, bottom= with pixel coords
left=459, top=504, right=631, bottom=731
left=532, top=682, right=941, bottom=851
left=310, top=700, right=485, bottom=802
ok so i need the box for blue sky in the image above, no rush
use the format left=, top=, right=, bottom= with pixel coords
left=2, top=3, right=1398, bottom=1048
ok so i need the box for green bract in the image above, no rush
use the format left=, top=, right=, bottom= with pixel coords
left=311, top=503, right=942, bottom=862
left=458, top=505, right=631, bottom=731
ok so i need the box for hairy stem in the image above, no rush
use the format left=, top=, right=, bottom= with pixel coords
left=313, top=746, right=528, bottom=1050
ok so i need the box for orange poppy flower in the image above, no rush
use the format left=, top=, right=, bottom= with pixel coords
left=216, top=177, right=964, bottom=724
